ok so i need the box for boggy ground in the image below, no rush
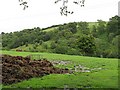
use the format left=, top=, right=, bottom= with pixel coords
left=1, top=54, right=69, bottom=85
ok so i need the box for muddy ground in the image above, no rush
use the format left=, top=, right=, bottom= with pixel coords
left=1, top=54, right=69, bottom=85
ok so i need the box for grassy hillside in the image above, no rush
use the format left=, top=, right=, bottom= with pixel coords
left=1, top=50, right=118, bottom=88
left=1, top=16, right=119, bottom=88
left=2, top=16, right=119, bottom=58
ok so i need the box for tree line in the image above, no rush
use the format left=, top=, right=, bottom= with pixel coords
left=1, top=15, right=120, bottom=58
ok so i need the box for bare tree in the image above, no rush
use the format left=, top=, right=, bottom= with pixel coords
left=19, top=0, right=28, bottom=10
left=18, top=0, right=85, bottom=16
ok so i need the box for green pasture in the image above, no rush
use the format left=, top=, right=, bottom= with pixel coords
left=43, top=27, right=58, bottom=32
left=1, top=50, right=118, bottom=88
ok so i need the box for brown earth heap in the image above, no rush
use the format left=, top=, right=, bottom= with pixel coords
left=1, top=54, right=69, bottom=85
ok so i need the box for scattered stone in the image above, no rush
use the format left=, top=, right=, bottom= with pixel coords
left=51, top=60, right=71, bottom=66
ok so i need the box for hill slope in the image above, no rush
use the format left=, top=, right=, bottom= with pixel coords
left=1, top=16, right=120, bottom=58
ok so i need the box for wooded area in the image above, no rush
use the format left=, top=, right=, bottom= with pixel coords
left=1, top=15, right=120, bottom=58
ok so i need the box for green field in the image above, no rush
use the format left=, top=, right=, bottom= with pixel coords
left=1, top=50, right=118, bottom=89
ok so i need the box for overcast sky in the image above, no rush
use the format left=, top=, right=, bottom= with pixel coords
left=0, top=0, right=119, bottom=33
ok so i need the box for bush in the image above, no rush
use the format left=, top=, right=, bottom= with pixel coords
left=67, top=48, right=80, bottom=55
left=54, top=45, right=68, bottom=54
left=77, top=35, right=96, bottom=56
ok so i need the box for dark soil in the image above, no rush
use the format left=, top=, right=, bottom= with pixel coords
left=1, top=54, right=69, bottom=85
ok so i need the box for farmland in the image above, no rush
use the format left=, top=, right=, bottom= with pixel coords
left=1, top=50, right=118, bottom=89
left=1, top=16, right=119, bottom=89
